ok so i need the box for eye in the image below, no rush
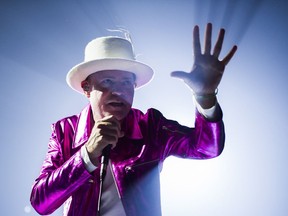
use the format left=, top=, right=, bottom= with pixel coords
left=122, top=79, right=135, bottom=87
left=100, top=78, right=113, bottom=87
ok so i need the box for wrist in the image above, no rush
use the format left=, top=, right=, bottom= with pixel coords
left=193, top=89, right=218, bottom=109
left=85, top=144, right=101, bottom=166
left=81, top=146, right=98, bottom=172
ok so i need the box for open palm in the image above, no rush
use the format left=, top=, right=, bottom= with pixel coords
left=171, top=23, right=237, bottom=95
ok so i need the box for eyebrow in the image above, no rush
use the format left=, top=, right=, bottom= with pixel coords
left=98, top=74, right=135, bottom=81
left=86, top=72, right=136, bottom=83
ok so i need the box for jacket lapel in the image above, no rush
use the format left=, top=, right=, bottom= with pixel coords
left=72, top=104, right=93, bottom=149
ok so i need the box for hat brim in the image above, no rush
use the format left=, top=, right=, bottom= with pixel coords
left=66, top=58, right=154, bottom=94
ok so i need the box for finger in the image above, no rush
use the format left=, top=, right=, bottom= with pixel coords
left=170, top=71, right=190, bottom=81
left=102, top=115, right=119, bottom=123
left=222, top=45, right=238, bottom=65
left=97, top=135, right=118, bottom=151
left=213, top=28, right=225, bottom=58
left=109, top=119, right=123, bottom=138
left=107, top=116, right=123, bottom=137
left=204, top=23, right=212, bottom=55
left=193, top=25, right=201, bottom=57
left=101, top=134, right=119, bottom=144
left=95, top=116, right=122, bottom=139
left=96, top=125, right=121, bottom=148
left=100, top=115, right=121, bottom=130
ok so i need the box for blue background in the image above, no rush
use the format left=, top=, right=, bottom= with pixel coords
left=0, top=0, right=287, bottom=215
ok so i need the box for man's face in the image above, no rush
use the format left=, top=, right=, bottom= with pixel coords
left=86, top=70, right=135, bottom=121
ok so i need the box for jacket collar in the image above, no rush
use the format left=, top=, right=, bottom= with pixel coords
left=72, top=104, right=143, bottom=149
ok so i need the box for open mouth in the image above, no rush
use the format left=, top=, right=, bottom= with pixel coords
left=108, top=102, right=125, bottom=107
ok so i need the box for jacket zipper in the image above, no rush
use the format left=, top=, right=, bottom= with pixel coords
left=162, top=125, right=187, bottom=135
left=125, top=159, right=159, bottom=173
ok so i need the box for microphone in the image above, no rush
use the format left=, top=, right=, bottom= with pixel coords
left=98, top=144, right=112, bottom=215
left=99, top=144, right=112, bottom=181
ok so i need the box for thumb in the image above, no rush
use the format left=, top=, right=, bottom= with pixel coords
left=170, top=71, right=190, bottom=80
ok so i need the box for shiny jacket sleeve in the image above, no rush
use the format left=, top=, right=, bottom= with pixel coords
left=30, top=121, right=92, bottom=215
left=154, top=107, right=225, bottom=160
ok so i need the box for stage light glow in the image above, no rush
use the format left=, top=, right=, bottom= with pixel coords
left=1, top=0, right=288, bottom=215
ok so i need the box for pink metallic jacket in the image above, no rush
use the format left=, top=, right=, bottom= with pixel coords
left=30, top=105, right=224, bottom=216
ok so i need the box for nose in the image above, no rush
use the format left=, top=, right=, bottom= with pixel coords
left=111, top=84, right=123, bottom=96
left=111, top=90, right=122, bottom=96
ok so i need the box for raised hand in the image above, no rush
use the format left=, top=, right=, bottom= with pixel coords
left=171, top=23, right=237, bottom=108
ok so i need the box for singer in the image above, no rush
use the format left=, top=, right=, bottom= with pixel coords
left=30, top=23, right=237, bottom=216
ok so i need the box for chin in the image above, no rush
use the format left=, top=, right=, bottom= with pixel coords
left=103, top=110, right=129, bottom=121
left=114, top=112, right=129, bottom=121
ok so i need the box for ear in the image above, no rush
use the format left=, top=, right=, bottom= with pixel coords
left=81, top=80, right=91, bottom=98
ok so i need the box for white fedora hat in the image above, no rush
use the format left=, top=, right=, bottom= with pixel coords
left=66, top=36, right=154, bottom=93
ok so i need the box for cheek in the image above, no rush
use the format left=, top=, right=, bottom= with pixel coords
left=127, top=87, right=135, bottom=97
left=125, top=90, right=134, bottom=105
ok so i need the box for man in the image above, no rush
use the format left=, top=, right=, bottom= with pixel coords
left=30, top=23, right=237, bottom=216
